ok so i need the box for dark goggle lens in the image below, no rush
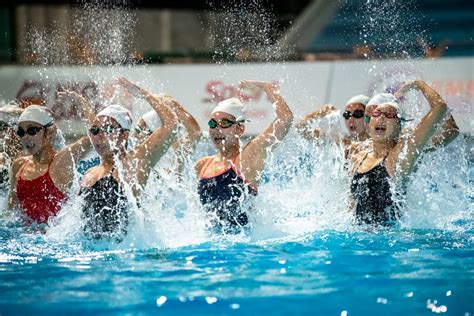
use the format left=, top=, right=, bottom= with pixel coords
left=89, top=126, right=101, bottom=135
left=352, top=109, right=365, bottom=118
left=89, top=125, right=124, bottom=135
left=16, top=126, right=42, bottom=137
left=343, top=110, right=365, bottom=120
left=208, top=119, right=218, bottom=129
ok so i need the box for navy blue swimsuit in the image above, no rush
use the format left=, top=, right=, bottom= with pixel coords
left=350, top=153, right=400, bottom=225
left=80, top=170, right=129, bottom=242
left=198, top=158, right=257, bottom=234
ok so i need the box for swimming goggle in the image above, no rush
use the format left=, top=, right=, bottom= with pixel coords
left=342, top=109, right=365, bottom=120
left=371, top=110, right=399, bottom=119
left=89, top=125, right=127, bottom=136
left=208, top=118, right=240, bottom=129
left=16, top=122, right=53, bottom=138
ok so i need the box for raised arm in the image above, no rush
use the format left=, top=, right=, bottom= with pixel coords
left=116, top=78, right=178, bottom=174
left=295, top=104, right=336, bottom=140
left=239, top=80, right=294, bottom=186
left=168, top=98, right=202, bottom=147
left=426, top=114, right=459, bottom=151
left=394, top=80, right=448, bottom=176
left=57, top=90, right=96, bottom=126
left=53, top=90, right=94, bottom=186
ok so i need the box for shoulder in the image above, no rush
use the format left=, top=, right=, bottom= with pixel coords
left=81, top=165, right=101, bottom=187
left=350, top=148, right=370, bottom=168
left=195, top=156, right=213, bottom=176
left=12, top=156, right=28, bottom=171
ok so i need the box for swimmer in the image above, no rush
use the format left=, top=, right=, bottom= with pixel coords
left=196, top=80, right=294, bottom=234
left=7, top=103, right=93, bottom=225
left=350, top=80, right=448, bottom=226
left=297, top=95, right=372, bottom=162
left=296, top=94, right=371, bottom=144
left=0, top=103, right=25, bottom=191
left=80, top=79, right=178, bottom=241
left=129, top=83, right=201, bottom=178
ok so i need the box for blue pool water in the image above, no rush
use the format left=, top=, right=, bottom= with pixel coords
left=0, top=139, right=472, bottom=315
left=1, top=225, right=473, bottom=315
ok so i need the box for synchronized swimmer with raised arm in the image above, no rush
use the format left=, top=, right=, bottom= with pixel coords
left=0, top=77, right=460, bottom=237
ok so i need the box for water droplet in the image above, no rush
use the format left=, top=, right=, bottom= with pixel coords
left=156, top=296, right=167, bottom=307
left=341, top=311, right=348, bottom=316
left=446, top=290, right=451, bottom=296
left=206, top=297, right=218, bottom=304
left=230, top=303, right=240, bottom=309
left=404, top=292, right=414, bottom=298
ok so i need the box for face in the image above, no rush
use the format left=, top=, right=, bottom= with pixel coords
left=343, top=103, right=366, bottom=138
left=89, top=116, right=129, bottom=158
left=17, top=121, right=54, bottom=155
left=368, top=104, right=401, bottom=142
left=208, top=112, right=244, bottom=152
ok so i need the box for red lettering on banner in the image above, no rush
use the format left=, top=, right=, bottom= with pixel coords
left=15, top=80, right=100, bottom=119
left=467, top=80, right=474, bottom=97
left=445, top=81, right=464, bottom=96
left=202, top=80, right=279, bottom=104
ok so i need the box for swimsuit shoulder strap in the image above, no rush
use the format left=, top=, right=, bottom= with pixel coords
left=356, top=151, right=371, bottom=170
left=199, top=156, right=215, bottom=178
left=18, top=158, right=30, bottom=178
left=47, top=157, right=55, bottom=171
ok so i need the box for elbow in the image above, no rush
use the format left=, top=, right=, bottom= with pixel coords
left=163, top=113, right=179, bottom=132
left=435, top=100, right=448, bottom=115
left=281, top=108, right=294, bottom=126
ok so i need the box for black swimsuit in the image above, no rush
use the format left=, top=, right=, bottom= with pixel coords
left=198, top=158, right=257, bottom=234
left=80, top=170, right=129, bottom=241
left=350, top=152, right=400, bottom=225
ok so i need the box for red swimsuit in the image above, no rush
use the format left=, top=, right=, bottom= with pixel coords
left=16, top=160, right=67, bottom=224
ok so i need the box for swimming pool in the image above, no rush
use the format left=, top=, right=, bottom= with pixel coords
left=1, top=139, right=472, bottom=315
left=1, top=222, right=473, bottom=315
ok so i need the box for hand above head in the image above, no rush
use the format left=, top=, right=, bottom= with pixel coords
left=240, top=80, right=278, bottom=93
left=115, top=77, right=144, bottom=98
left=395, top=80, right=424, bottom=99
left=57, top=90, right=84, bottom=103
left=57, top=89, right=94, bottom=124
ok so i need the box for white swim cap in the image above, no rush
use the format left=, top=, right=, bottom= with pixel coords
left=0, top=103, right=23, bottom=124
left=367, top=93, right=407, bottom=119
left=18, top=105, right=54, bottom=126
left=141, top=110, right=161, bottom=132
left=211, top=98, right=246, bottom=122
left=345, top=94, right=371, bottom=107
left=97, top=104, right=132, bottom=130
